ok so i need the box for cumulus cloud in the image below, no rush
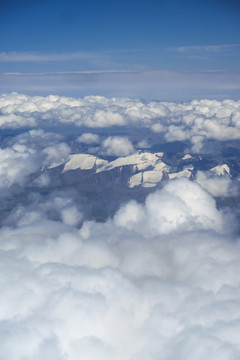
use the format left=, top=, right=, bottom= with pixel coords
left=0, top=176, right=239, bottom=359
left=0, top=144, right=41, bottom=188
left=1, top=94, right=240, bottom=146
left=43, top=143, right=70, bottom=168
left=0, top=129, right=71, bottom=191
left=114, top=179, right=230, bottom=234
left=1, top=94, right=240, bottom=359
left=100, top=136, right=135, bottom=157
left=33, top=173, right=51, bottom=187
left=136, top=139, right=151, bottom=148
left=77, top=133, right=100, bottom=144
left=61, top=205, right=83, bottom=226
left=196, top=170, right=237, bottom=197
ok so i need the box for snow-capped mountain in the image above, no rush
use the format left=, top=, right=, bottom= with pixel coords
left=46, top=150, right=235, bottom=192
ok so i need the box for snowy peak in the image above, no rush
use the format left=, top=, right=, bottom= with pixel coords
left=63, top=154, right=108, bottom=172
left=168, top=167, right=193, bottom=180
left=97, top=151, right=164, bottom=173
left=129, top=170, right=166, bottom=188
left=49, top=151, right=235, bottom=190
left=63, top=154, right=96, bottom=172
left=61, top=151, right=169, bottom=188
left=62, top=151, right=166, bottom=173
left=210, top=164, right=231, bottom=177
left=127, top=154, right=169, bottom=188
left=182, top=154, right=193, bottom=161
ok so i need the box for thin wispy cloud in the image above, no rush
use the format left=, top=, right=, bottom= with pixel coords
left=1, top=69, right=240, bottom=100
left=0, top=51, right=106, bottom=62
left=0, top=49, right=143, bottom=63
left=175, top=44, right=240, bottom=53
left=2, top=70, right=134, bottom=76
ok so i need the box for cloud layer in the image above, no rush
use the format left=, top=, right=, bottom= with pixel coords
left=1, top=94, right=240, bottom=150
left=0, top=177, right=239, bottom=359
left=0, top=94, right=240, bottom=359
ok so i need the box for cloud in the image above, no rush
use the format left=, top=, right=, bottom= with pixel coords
left=61, top=206, right=83, bottom=226
left=0, top=144, right=41, bottom=188
left=93, top=110, right=125, bottom=127
left=42, top=142, right=70, bottom=168
left=136, top=139, right=151, bottom=148
left=1, top=70, right=240, bottom=100
left=175, top=44, right=240, bottom=53
left=196, top=170, right=237, bottom=197
left=0, top=129, right=70, bottom=191
left=0, top=51, right=105, bottom=62
left=1, top=94, right=240, bottom=358
left=77, top=133, right=100, bottom=144
left=0, top=177, right=239, bottom=359
left=100, top=136, right=135, bottom=156
left=114, top=179, right=227, bottom=234
left=1, top=94, right=240, bottom=145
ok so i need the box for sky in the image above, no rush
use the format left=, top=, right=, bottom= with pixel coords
left=1, top=0, right=240, bottom=99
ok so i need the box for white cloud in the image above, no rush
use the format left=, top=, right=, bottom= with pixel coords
left=0, top=145, right=40, bottom=188
left=114, top=179, right=225, bottom=234
left=0, top=95, right=240, bottom=359
left=77, top=133, right=100, bottom=144
left=1, top=94, right=240, bottom=145
left=114, top=200, right=145, bottom=230
left=176, top=44, right=240, bottom=53
left=0, top=179, right=239, bottom=359
left=93, top=110, right=125, bottom=127
left=0, top=51, right=104, bottom=62
left=100, top=136, right=135, bottom=156
left=61, top=206, right=83, bottom=226
left=136, top=139, right=151, bottom=148
left=1, top=70, right=240, bottom=100
left=33, top=173, right=51, bottom=187
left=0, top=129, right=71, bottom=190
left=43, top=143, right=70, bottom=168
left=196, top=171, right=236, bottom=197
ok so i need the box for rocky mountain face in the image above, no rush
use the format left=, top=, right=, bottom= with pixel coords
left=1, top=146, right=239, bottom=225
left=46, top=150, right=236, bottom=190
left=25, top=149, right=237, bottom=223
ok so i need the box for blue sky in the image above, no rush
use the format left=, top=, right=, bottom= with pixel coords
left=0, top=0, right=240, bottom=99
